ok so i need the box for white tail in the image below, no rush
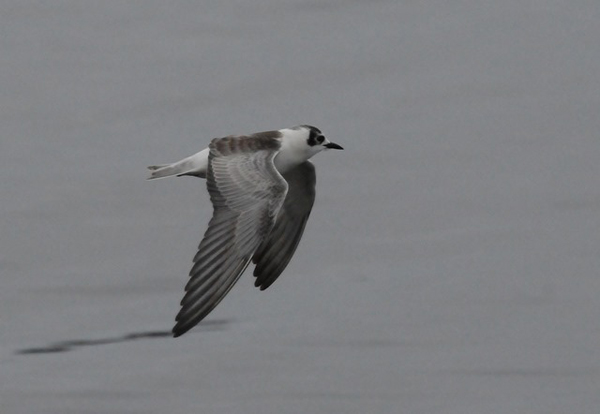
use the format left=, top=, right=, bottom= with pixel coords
left=147, top=148, right=210, bottom=180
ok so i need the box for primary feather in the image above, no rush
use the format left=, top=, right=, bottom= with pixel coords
left=173, top=135, right=288, bottom=337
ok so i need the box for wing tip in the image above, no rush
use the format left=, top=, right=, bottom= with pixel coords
left=172, top=322, right=191, bottom=338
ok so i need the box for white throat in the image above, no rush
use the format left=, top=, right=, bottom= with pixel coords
left=273, top=128, right=314, bottom=174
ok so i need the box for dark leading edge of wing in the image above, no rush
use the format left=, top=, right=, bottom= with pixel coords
left=252, top=161, right=316, bottom=290
left=172, top=134, right=287, bottom=337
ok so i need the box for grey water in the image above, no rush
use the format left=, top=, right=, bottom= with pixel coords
left=2, top=1, right=599, bottom=413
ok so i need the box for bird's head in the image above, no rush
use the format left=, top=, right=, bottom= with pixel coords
left=283, top=125, right=343, bottom=158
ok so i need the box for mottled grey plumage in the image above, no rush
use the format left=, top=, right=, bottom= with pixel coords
left=174, top=134, right=289, bottom=336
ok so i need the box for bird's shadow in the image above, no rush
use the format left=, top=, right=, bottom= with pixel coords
left=15, top=319, right=230, bottom=355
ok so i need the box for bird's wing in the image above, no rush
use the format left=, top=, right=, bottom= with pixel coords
left=252, top=161, right=316, bottom=290
left=173, top=135, right=288, bottom=337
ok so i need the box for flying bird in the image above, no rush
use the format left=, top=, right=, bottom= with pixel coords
left=148, top=125, right=343, bottom=337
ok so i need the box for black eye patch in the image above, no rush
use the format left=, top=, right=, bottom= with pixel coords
left=307, top=130, right=318, bottom=146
